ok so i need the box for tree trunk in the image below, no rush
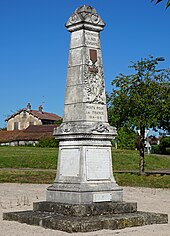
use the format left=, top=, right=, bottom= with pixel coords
left=139, top=127, right=145, bottom=175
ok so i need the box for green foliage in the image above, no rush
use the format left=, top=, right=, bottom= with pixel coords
left=37, top=137, right=59, bottom=148
left=108, top=55, right=170, bottom=173
left=159, top=136, right=170, bottom=154
left=151, top=137, right=170, bottom=154
left=151, top=0, right=170, bottom=9
left=108, top=56, right=170, bottom=133
left=115, top=127, right=137, bottom=150
left=54, top=119, right=63, bottom=125
left=0, top=127, right=7, bottom=131
left=151, top=144, right=162, bottom=154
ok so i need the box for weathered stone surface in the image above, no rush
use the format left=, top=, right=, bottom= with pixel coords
left=33, top=201, right=138, bottom=216
left=3, top=209, right=168, bottom=233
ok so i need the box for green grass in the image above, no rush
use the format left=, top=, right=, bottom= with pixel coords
left=112, top=149, right=170, bottom=171
left=0, top=146, right=170, bottom=187
left=0, top=170, right=56, bottom=184
left=0, top=146, right=57, bottom=169
left=114, top=173, right=170, bottom=188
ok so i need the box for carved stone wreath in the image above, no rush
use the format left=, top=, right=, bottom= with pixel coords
left=91, top=122, right=109, bottom=133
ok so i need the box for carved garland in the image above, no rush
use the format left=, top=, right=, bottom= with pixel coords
left=84, top=50, right=105, bottom=104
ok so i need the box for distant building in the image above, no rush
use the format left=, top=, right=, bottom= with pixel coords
left=6, top=103, right=62, bottom=131
left=0, top=125, right=59, bottom=146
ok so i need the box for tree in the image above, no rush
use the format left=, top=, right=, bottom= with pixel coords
left=108, top=56, right=170, bottom=174
left=151, top=0, right=170, bottom=9
left=114, top=126, right=136, bottom=150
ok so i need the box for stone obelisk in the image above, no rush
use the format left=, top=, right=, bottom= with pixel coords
left=47, top=5, right=123, bottom=203
left=3, top=6, right=168, bottom=232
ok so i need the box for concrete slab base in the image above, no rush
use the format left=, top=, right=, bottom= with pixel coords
left=3, top=201, right=168, bottom=233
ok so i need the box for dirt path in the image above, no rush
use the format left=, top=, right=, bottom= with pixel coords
left=0, top=184, right=169, bottom=236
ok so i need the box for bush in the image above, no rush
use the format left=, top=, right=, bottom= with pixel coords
left=159, top=136, right=170, bottom=154
left=115, top=127, right=136, bottom=150
left=151, top=145, right=162, bottom=154
left=151, top=137, right=170, bottom=154
left=37, top=137, right=59, bottom=148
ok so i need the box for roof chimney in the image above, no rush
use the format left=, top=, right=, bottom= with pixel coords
left=38, top=105, right=43, bottom=113
left=27, top=103, right=31, bottom=111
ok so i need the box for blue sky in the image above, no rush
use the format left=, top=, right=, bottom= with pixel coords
left=0, top=0, right=170, bottom=128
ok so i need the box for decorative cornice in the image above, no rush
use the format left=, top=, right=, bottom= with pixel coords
left=66, top=5, right=105, bottom=32
left=53, top=122, right=117, bottom=141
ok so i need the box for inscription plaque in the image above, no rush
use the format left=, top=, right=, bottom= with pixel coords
left=93, top=193, right=112, bottom=202
left=60, top=148, right=80, bottom=177
left=86, top=148, right=111, bottom=180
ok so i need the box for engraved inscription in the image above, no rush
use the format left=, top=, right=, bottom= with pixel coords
left=60, top=149, right=80, bottom=177
left=85, top=31, right=99, bottom=47
left=86, top=148, right=111, bottom=180
left=93, top=193, right=112, bottom=202
left=86, top=105, right=105, bottom=121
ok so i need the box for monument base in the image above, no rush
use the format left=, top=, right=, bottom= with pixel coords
left=3, top=201, right=168, bottom=233
left=47, top=139, right=123, bottom=203
left=46, top=188, right=123, bottom=204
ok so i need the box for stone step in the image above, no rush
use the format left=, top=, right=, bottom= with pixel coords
left=3, top=210, right=168, bottom=233
left=33, top=201, right=137, bottom=216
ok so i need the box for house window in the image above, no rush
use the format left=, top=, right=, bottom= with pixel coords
left=22, top=110, right=27, bottom=118
left=14, top=122, right=18, bottom=130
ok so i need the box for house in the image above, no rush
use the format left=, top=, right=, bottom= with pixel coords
left=6, top=103, right=62, bottom=131
left=0, top=124, right=59, bottom=146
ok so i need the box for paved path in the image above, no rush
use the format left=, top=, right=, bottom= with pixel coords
left=0, top=168, right=170, bottom=175
left=113, top=169, right=170, bottom=175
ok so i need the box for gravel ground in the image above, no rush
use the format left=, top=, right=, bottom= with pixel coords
left=0, top=183, right=169, bottom=236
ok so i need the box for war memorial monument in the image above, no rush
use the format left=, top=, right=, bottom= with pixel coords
left=3, top=5, right=168, bottom=233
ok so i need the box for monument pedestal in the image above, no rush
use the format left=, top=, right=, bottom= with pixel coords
left=47, top=139, right=122, bottom=204
left=3, top=5, right=168, bottom=232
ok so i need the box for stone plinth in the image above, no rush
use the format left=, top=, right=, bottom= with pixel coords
left=3, top=201, right=168, bottom=233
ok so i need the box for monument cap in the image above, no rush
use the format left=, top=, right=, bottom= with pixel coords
left=66, top=5, right=106, bottom=32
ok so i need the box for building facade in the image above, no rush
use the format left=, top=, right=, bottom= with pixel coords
left=6, top=103, right=62, bottom=131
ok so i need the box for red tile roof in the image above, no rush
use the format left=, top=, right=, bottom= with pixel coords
left=0, top=125, right=59, bottom=143
left=25, top=125, right=58, bottom=133
left=5, top=109, right=62, bottom=121
left=29, top=110, right=61, bottom=121
left=0, top=130, right=21, bottom=142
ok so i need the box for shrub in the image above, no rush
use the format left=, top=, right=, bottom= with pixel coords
left=151, top=137, right=170, bottom=154
left=37, top=137, right=59, bottom=148
left=115, top=127, right=136, bottom=150
left=159, top=136, right=170, bottom=154
left=151, top=145, right=162, bottom=154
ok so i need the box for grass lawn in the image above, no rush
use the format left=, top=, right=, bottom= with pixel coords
left=114, top=173, right=170, bottom=188
left=0, top=146, right=57, bottom=169
left=0, top=170, right=56, bottom=184
left=112, top=149, right=170, bottom=171
left=0, top=146, right=170, bottom=187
